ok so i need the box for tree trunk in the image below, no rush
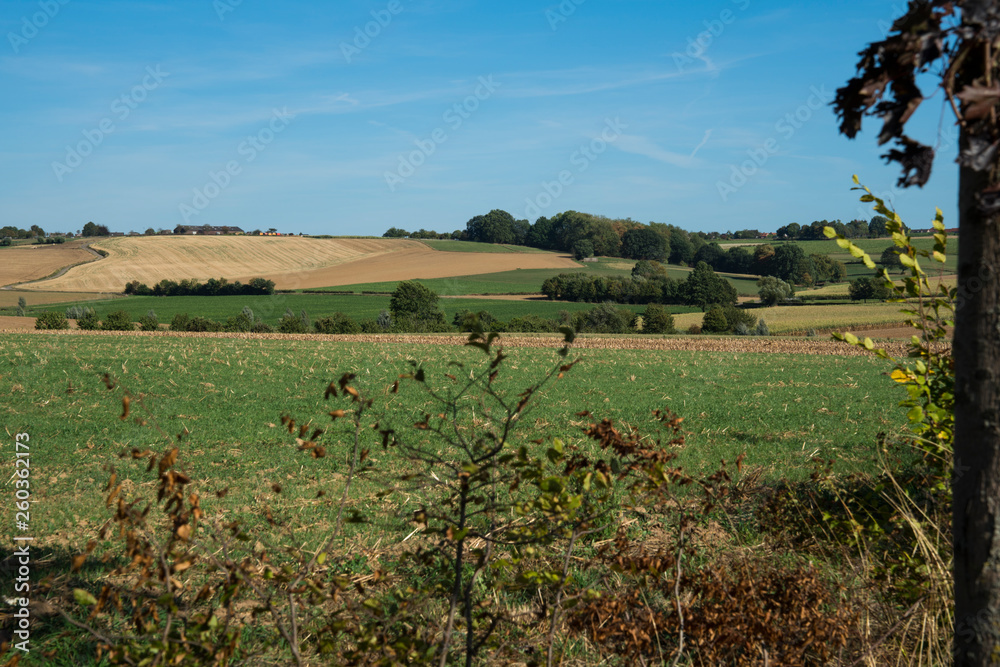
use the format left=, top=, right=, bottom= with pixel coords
left=953, top=144, right=1000, bottom=662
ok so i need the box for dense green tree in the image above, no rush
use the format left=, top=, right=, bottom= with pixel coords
left=621, top=227, right=667, bottom=261
left=466, top=209, right=518, bottom=244
left=668, top=230, right=694, bottom=265
left=641, top=304, right=676, bottom=334
left=525, top=216, right=556, bottom=249
left=770, top=244, right=808, bottom=283
left=81, top=221, right=109, bottom=237
left=693, top=243, right=726, bottom=269
left=572, top=239, right=594, bottom=260
left=383, top=227, right=410, bottom=238
left=847, top=276, right=891, bottom=302
left=701, top=305, right=729, bottom=333
left=867, top=216, right=888, bottom=238
left=723, top=246, right=753, bottom=274
left=390, top=281, right=445, bottom=323
left=684, top=261, right=738, bottom=311
left=880, top=245, right=903, bottom=271
left=757, top=276, right=794, bottom=306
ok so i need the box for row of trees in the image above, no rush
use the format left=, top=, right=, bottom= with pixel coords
left=692, top=242, right=846, bottom=285
left=541, top=261, right=739, bottom=311
left=123, top=277, right=276, bottom=297
left=775, top=217, right=892, bottom=240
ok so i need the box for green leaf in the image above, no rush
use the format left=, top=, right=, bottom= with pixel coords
left=823, top=226, right=838, bottom=239
left=843, top=332, right=859, bottom=346
left=932, top=251, right=946, bottom=263
left=74, top=589, right=98, bottom=606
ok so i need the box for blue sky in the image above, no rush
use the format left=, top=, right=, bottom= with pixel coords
left=1, top=0, right=959, bottom=236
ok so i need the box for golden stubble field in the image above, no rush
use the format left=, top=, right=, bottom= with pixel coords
left=21, top=237, right=581, bottom=293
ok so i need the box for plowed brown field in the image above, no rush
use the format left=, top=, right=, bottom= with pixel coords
left=0, top=327, right=910, bottom=357
left=0, top=241, right=97, bottom=288
left=21, top=237, right=580, bottom=293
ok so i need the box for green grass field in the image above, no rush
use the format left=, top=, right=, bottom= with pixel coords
left=18, top=293, right=702, bottom=325
left=0, top=333, right=904, bottom=549
left=315, top=259, right=763, bottom=297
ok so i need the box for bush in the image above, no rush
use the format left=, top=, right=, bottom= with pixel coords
left=138, top=310, right=159, bottom=331
left=452, top=310, right=501, bottom=332
left=390, top=282, right=444, bottom=324
left=701, top=305, right=729, bottom=334
left=170, top=313, right=191, bottom=331
left=278, top=312, right=308, bottom=334
left=757, top=276, right=794, bottom=306
left=376, top=310, right=392, bottom=330
left=687, top=324, right=702, bottom=335
left=186, top=316, right=223, bottom=332
left=223, top=313, right=254, bottom=332
left=250, top=321, right=275, bottom=334
left=103, top=310, right=134, bottom=331
left=733, top=322, right=751, bottom=336
left=505, top=315, right=557, bottom=333
left=314, top=313, right=362, bottom=335
left=34, top=311, right=68, bottom=330
left=77, top=312, right=101, bottom=330
left=66, top=305, right=95, bottom=321
left=755, top=319, right=770, bottom=336
left=573, top=239, right=595, bottom=260
left=723, top=304, right=757, bottom=332
left=641, top=304, right=676, bottom=334
left=572, top=303, right=635, bottom=334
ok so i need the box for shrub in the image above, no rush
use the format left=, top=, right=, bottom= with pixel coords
left=314, top=313, right=362, bottom=334
left=390, top=281, right=444, bottom=324
left=505, top=315, right=557, bottom=333
left=572, top=303, right=635, bottom=334
left=701, top=305, right=729, bottom=333
left=734, top=322, right=751, bottom=336
left=250, top=321, right=274, bottom=334
left=573, top=239, right=595, bottom=260
left=278, top=312, right=308, bottom=334
left=223, top=313, right=254, bottom=332
left=687, top=324, right=702, bottom=335
left=34, top=311, right=68, bottom=330
left=723, top=304, right=757, bottom=332
left=103, top=310, right=134, bottom=331
left=66, top=305, right=96, bottom=320
left=376, top=309, right=392, bottom=330
left=170, top=313, right=191, bottom=331
left=186, top=316, right=223, bottom=332
left=757, top=276, right=794, bottom=306
left=755, top=319, right=770, bottom=336
left=77, top=312, right=100, bottom=330
left=641, top=304, right=676, bottom=334
left=452, top=310, right=501, bottom=332
left=138, top=310, right=159, bottom=331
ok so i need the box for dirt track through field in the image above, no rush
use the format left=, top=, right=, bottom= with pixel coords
left=21, top=237, right=581, bottom=293
left=0, top=326, right=910, bottom=356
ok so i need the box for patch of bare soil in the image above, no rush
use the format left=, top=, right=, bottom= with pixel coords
left=0, top=328, right=910, bottom=356
left=0, top=240, right=97, bottom=288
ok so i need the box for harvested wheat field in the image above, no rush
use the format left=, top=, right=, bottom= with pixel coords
left=0, top=327, right=911, bottom=356
left=0, top=240, right=98, bottom=288
left=24, top=236, right=580, bottom=293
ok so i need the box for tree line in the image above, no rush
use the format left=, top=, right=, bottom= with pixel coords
left=123, top=277, right=276, bottom=297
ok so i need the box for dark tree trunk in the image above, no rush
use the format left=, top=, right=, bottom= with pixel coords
left=953, top=139, right=1000, bottom=662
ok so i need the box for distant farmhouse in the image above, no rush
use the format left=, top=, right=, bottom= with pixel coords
left=173, top=225, right=245, bottom=235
